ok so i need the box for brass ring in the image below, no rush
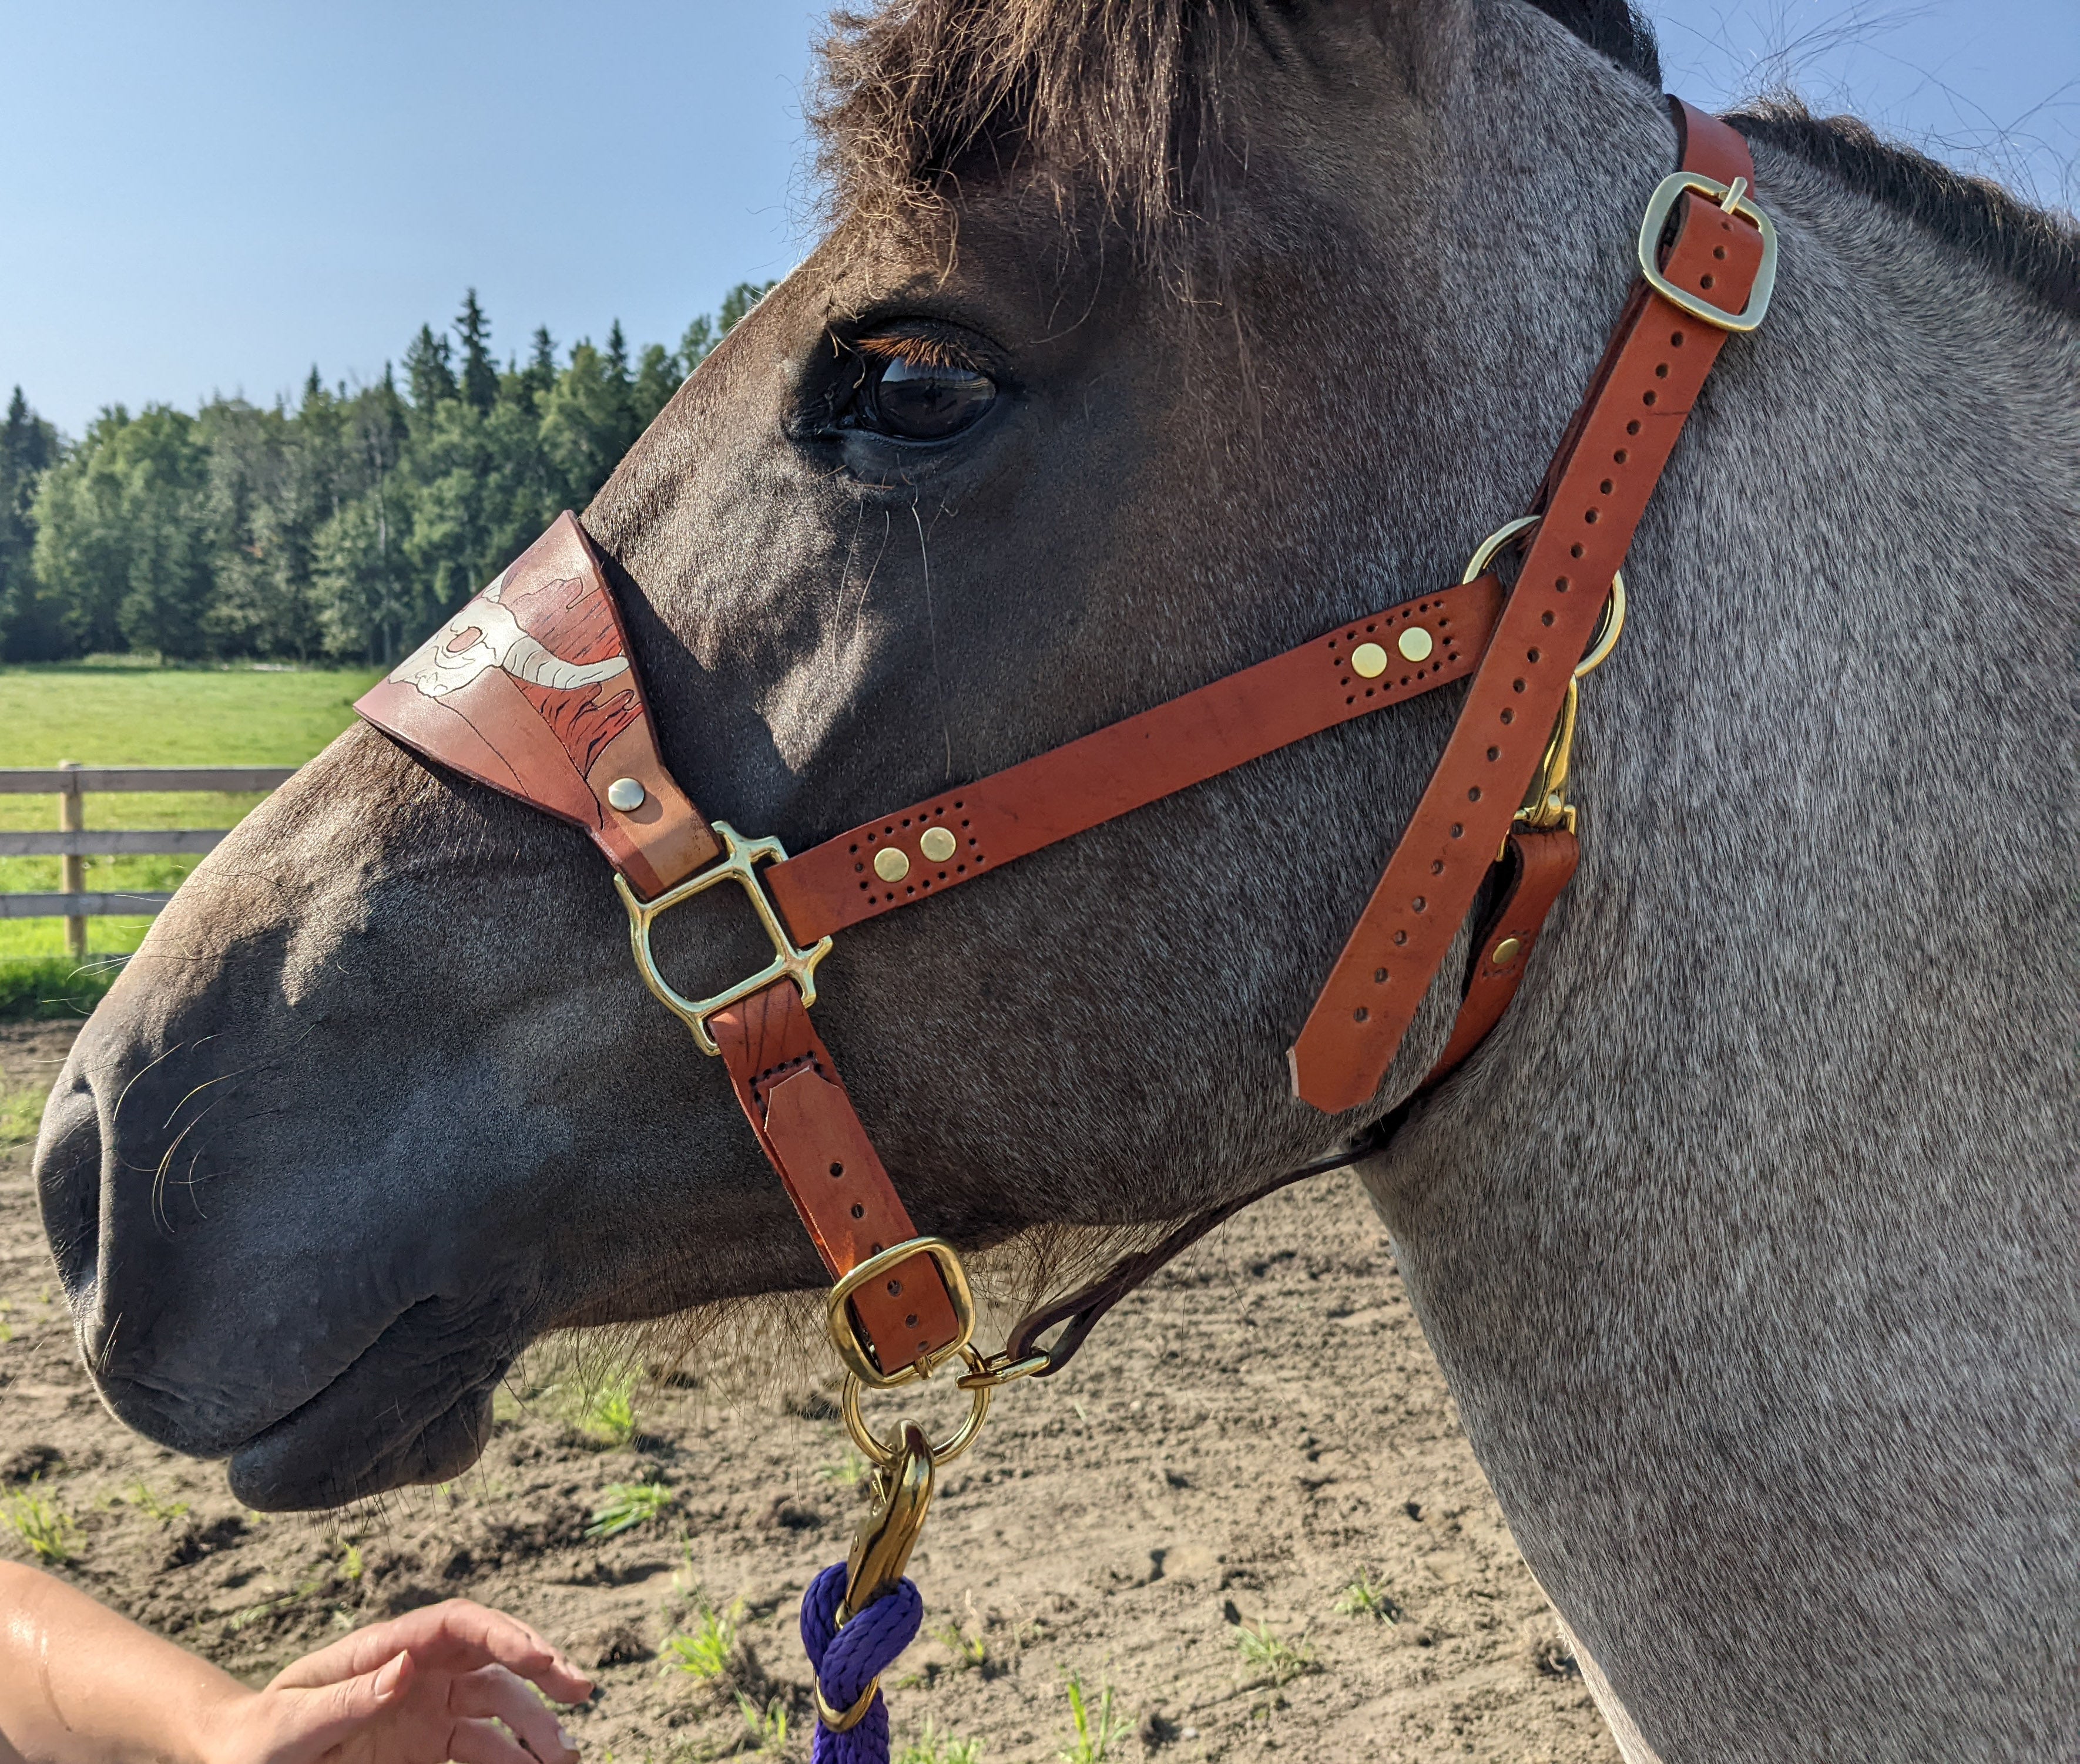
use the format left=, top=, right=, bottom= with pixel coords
left=1572, top=573, right=1626, bottom=681
left=1458, top=515, right=1625, bottom=681
left=841, top=1345, right=993, bottom=1470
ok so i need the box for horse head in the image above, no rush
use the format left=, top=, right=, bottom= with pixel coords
left=35, top=3, right=2079, bottom=1755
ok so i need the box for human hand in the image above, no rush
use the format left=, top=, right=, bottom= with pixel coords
left=204, top=1598, right=595, bottom=1764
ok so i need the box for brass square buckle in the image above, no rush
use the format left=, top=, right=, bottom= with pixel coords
left=826, top=1238, right=978, bottom=1389
left=1636, top=172, right=1778, bottom=334
left=614, top=820, right=833, bottom=1056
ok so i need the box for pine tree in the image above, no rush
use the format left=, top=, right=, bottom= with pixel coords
left=524, top=326, right=558, bottom=401
left=404, top=325, right=457, bottom=408
left=458, top=290, right=498, bottom=414
left=0, top=388, right=62, bottom=658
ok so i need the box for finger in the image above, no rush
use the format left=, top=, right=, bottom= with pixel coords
left=447, top=1715, right=539, bottom=1764
left=393, top=1602, right=591, bottom=1701
left=278, top=1601, right=588, bottom=1703
left=253, top=1649, right=415, bottom=1763
left=448, top=1665, right=577, bottom=1764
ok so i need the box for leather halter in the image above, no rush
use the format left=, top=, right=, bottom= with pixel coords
left=357, top=100, right=1773, bottom=1394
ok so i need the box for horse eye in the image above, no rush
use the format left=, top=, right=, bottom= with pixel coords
left=857, top=354, right=996, bottom=442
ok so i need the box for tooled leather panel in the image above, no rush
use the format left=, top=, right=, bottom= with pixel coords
left=355, top=511, right=717, bottom=898
left=766, top=576, right=1506, bottom=944
left=1290, top=156, right=1766, bottom=1113
left=710, top=980, right=961, bottom=1375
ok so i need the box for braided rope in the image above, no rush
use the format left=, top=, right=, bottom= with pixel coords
left=800, top=1560, right=923, bottom=1764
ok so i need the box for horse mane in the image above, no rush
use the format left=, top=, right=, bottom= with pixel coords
left=811, top=0, right=2079, bottom=317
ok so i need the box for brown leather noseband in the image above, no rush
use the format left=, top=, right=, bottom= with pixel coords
left=357, top=101, right=1774, bottom=1403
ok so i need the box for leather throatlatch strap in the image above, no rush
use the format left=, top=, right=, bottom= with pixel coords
left=1288, top=105, right=1764, bottom=1113
left=356, top=512, right=717, bottom=899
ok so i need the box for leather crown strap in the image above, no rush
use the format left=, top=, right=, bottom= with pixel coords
left=357, top=100, right=1770, bottom=1387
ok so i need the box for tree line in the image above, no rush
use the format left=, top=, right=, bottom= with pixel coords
left=0, top=283, right=772, bottom=666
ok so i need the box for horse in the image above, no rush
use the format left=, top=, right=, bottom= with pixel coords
left=33, top=2, right=2077, bottom=1756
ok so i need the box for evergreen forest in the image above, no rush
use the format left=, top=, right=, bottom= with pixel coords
left=0, top=282, right=773, bottom=667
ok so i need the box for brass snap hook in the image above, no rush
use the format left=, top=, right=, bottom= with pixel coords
left=814, top=1420, right=937, bottom=1732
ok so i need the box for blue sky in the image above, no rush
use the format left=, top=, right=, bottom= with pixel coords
left=2, top=1, right=2071, bottom=435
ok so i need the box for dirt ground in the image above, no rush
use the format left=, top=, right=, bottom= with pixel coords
left=0, top=1020, right=1615, bottom=1763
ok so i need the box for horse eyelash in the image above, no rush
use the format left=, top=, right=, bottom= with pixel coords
left=848, top=329, right=987, bottom=372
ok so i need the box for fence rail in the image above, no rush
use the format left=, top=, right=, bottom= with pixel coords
left=2, top=764, right=294, bottom=954
left=0, top=767, right=296, bottom=794
left=0, top=830, right=227, bottom=856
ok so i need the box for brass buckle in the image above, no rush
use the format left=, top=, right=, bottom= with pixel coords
left=614, top=820, right=833, bottom=1057
left=1636, top=172, right=1778, bottom=334
left=826, top=1237, right=978, bottom=1389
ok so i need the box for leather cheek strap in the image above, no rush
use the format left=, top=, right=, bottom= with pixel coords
left=709, top=979, right=962, bottom=1374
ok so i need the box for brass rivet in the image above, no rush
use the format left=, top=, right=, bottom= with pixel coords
left=1491, top=936, right=1522, bottom=967
left=1397, top=626, right=1434, bottom=663
left=606, top=777, right=646, bottom=812
left=873, top=848, right=911, bottom=882
left=1351, top=642, right=1389, bottom=678
left=920, top=826, right=957, bottom=863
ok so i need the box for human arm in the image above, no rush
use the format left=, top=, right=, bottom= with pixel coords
left=0, top=1564, right=591, bottom=1764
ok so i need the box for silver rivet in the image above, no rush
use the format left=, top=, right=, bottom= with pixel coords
left=874, top=848, right=911, bottom=882
left=606, top=777, right=646, bottom=812
left=1397, top=626, right=1434, bottom=663
left=920, top=826, right=957, bottom=863
left=1351, top=642, right=1388, bottom=678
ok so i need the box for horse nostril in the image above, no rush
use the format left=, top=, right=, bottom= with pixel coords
left=32, top=1081, right=103, bottom=1314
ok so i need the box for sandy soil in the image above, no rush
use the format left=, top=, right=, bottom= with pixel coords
left=0, top=1021, right=1615, bottom=1763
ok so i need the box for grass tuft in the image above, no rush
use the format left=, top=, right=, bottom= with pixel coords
left=659, top=1597, right=745, bottom=1681
left=1056, top=1671, right=1131, bottom=1763
left=934, top=1618, right=988, bottom=1672
left=734, top=1692, right=789, bottom=1754
left=900, top=1718, right=984, bottom=1764
left=553, top=1366, right=639, bottom=1446
left=1, top=1489, right=82, bottom=1563
left=1229, top=1617, right=1319, bottom=1686
left=119, top=1479, right=190, bottom=1526
left=817, top=1448, right=868, bottom=1489
left=1333, top=1573, right=1401, bottom=1623
left=586, top=1480, right=674, bottom=1539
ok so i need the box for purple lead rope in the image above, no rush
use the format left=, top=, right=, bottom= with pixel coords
left=800, top=1560, right=922, bottom=1764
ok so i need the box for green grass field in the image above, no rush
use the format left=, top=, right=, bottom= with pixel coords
left=0, top=660, right=379, bottom=1009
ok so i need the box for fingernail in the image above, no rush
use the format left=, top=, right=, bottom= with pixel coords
left=556, top=1725, right=575, bottom=1751
left=375, top=1652, right=408, bottom=1698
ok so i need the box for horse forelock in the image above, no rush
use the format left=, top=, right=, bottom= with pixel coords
left=811, top=0, right=2076, bottom=318
left=811, top=0, right=1229, bottom=261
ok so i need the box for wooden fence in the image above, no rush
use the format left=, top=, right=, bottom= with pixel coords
left=0, top=763, right=294, bottom=955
